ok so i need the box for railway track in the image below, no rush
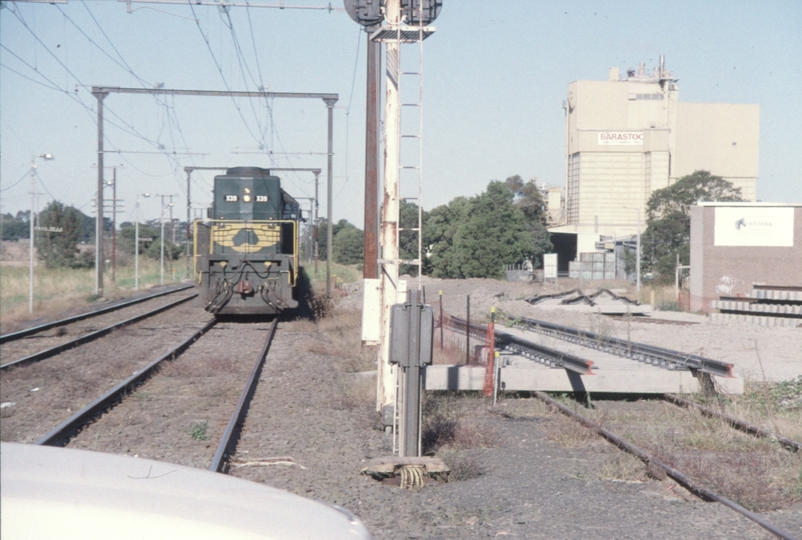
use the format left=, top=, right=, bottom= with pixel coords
left=0, top=283, right=194, bottom=344
left=450, top=315, right=801, bottom=539
left=534, top=391, right=799, bottom=540
left=0, top=284, right=196, bottom=370
left=36, top=316, right=280, bottom=474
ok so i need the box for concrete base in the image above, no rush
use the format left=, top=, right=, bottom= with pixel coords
left=710, top=312, right=801, bottom=327
left=424, top=363, right=744, bottom=394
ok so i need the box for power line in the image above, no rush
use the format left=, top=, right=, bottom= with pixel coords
left=187, top=2, right=264, bottom=146
left=1, top=171, right=31, bottom=193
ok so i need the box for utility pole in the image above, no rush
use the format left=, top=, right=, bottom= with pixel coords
left=92, top=89, right=108, bottom=295
left=344, top=0, right=383, bottom=282
left=29, top=153, right=54, bottom=312
left=93, top=164, right=124, bottom=283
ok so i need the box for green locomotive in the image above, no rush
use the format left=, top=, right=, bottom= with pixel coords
left=193, top=167, right=300, bottom=315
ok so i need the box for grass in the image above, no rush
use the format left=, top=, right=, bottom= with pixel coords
left=304, top=261, right=361, bottom=288
left=574, top=395, right=802, bottom=511
left=0, top=256, right=181, bottom=325
left=189, top=421, right=208, bottom=441
left=421, top=392, right=501, bottom=482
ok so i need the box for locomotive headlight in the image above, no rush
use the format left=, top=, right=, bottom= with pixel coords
left=243, top=195, right=252, bottom=202
left=242, top=188, right=252, bottom=202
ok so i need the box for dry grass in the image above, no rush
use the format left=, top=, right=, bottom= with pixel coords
left=0, top=257, right=179, bottom=327
left=575, top=398, right=802, bottom=511
left=335, top=374, right=376, bottom=409
left=422, top=393, right=501, bottom=454
left=438, top=448, right=487, bottom=481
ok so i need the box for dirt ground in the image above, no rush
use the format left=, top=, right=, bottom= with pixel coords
left=340, top=275, right=801, bottom=384
left=1, top=276, right=800, bottom=539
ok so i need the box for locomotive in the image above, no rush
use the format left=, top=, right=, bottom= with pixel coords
left=193, top=167, right=301, bottom=315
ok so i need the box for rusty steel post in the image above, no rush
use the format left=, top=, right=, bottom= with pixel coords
left=363, top=30, right=381, bottom=280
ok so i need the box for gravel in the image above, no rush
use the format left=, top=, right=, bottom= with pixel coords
left=2, top=276, right=800, bottom=539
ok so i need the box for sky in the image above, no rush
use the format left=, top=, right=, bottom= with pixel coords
left=1, top=0, right=801, bottom=227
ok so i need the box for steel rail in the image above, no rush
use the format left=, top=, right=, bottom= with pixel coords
left=664, top=393, right=801, bottom=453
left=0, top=294, right=197, bottom=371
left=35, top=318, right=217, bottom=447
left=0, top=283, right=194, bottom=344
left=497, top=334, right=594, bottom=375
left=533, top=391, right=799, bottom=540
left=449, top=316, right=594, bottom=375
left=210, top=317, right=279, bottom=473
left=517, top=316, right=734, bottom=378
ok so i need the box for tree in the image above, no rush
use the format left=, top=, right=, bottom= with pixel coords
left=1, top=213, right=29, bottom=241
left=450, top=181, right=542, bottom=279
left=35, top=201, right=88, bottom=268
left=423, top=196, right=470, bottom=278
left=333, top=225, right=363, bottom=265
left=119, top=222, right=160, bottom=256
left=643, top=170, right=742, bottom=278
left=504, top=175, right=552, bottom=265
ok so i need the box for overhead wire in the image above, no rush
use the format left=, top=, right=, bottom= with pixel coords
left=223, top=9, right=266, bottom=149
left=335, top=27, right=362, bottom=201
left=1, top=171, right=31, bottom=193
left=186, top=1, right=264, bottom=146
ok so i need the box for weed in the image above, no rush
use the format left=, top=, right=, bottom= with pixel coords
left=656, top=301, right=681, bottom=311
left=438, top=448, right=486, bottom=481
left=336, top=375, right=375, bottom=409
left=189, top=421, right=208, bottom=441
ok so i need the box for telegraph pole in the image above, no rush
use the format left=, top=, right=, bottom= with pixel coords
left=92, top=89, right=108, bottom=295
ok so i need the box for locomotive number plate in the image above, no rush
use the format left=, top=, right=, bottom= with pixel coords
left=225, top=195, right=238, bottom=202
left=256, top=195, right=269, bottom=202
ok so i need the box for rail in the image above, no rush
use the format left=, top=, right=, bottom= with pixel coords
left=0, top=294, right=197, bottom=371
left=35, top=319, right=217, bottom=447
left=515, top=316, right=734, bottom=378
left=534, top=391, right=798, bottom=540
left=0, top=284, right=194, bottom=344
left=664, top=393, right=801, bottom=453
left=449, top=316, right=594, bottom=375
left=210, top=317, right=279, bottom=473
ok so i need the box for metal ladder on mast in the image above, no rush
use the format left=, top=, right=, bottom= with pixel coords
left=396, top=14, right=426, bottom=288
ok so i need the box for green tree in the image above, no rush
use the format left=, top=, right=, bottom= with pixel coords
left=423, top=196, right=470, bottom=278
left=119, top=222, right=160, bottom=256
left=333, top=225, right=363, bottom=265
left=1, top=212, right=29, bottom=241
left=504, top=175, right=552, bottom=265
left=643, top=170, right=742, bottom=278
left=450, top=181, right=541, bottom=279
left=35, top=201, right=88, bottom=268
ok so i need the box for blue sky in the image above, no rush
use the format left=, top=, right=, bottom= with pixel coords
left=2, top=0, right=800, bottom=226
